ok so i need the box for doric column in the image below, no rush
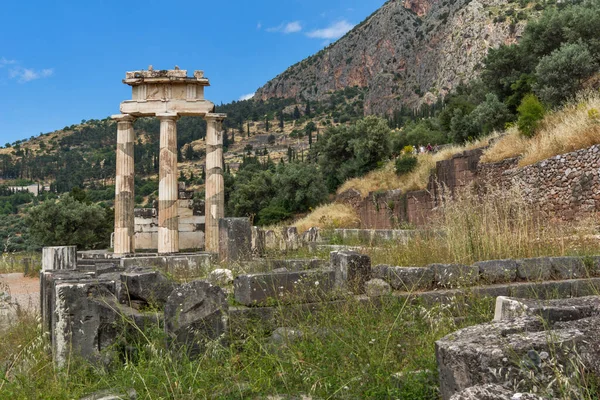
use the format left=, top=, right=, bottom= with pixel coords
left=157, top=113, right=180, bottom=254
left=204, top=113, right=227, bottom=253
left=112, top=114, right=136, bottom=255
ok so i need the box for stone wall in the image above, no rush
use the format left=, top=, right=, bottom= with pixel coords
left=348, top=144, right=600, bottom=228
left=134, top=193, right=205, bottom=251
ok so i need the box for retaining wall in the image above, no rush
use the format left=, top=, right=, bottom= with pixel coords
left=342, top=144, right=600, bottom=228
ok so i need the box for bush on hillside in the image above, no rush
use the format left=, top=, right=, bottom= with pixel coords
left=517, top=94, right=546, bottom=137
left=395, top=155, right=418, bottom=175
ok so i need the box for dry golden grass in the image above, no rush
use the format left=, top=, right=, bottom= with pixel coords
left=483, top=91, right=600, bottom=166
left=292, top=203, right=360, bottom=233
left=337, top=135, right=497, bottom=198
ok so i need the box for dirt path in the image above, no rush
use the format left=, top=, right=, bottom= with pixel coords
left=0, top=273, right=39, bottom=312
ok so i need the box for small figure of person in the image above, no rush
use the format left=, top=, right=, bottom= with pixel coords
left=426, top=143, right=433, bottom=152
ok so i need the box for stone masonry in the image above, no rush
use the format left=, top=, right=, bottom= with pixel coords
left=113, top=67, right=226, bottom=255
left=342, top=144, right=600, bottom=228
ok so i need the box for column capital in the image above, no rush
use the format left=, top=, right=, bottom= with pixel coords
left=156, top=112, right=179, bottom=121
left=205, top=113, right=227, bottom=122
left=112, top=114, right=136, bottom=122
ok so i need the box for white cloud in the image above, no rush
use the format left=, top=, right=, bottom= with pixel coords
left=283, top=21, right=302, bottom=33
left=239, top=92, right=255, bottom=101
left=257, top=22, right=262, bottom=30
left=306, top=20, right=354, bottom=40
left=267, top=21, right=302, bottom=34
left=9, top=67, right=54, bottom=83
left=0, top=57, right=16, bottom=68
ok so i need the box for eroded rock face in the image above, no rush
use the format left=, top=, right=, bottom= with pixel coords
left=437, top=296, right=600, bottom=400
left=255, top=0, right=525, bottom=114
left=164, top=280, right=228, bottom=357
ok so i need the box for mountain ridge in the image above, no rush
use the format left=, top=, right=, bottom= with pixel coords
left=255, top=0, right=528, bottom=114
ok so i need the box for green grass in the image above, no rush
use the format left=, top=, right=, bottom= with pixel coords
left=0, top=294, right=495, bottom=399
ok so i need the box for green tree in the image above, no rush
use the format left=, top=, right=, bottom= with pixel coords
left=293, top=105, right=301, bottom=120
left=534, top=42, right=598, bottom=106
left=517, top=94, right=546, bottom=137
left=27, top=195, right=113, bottom=249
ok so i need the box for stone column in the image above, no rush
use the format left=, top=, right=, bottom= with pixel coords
left=157, top=113, right=180, bottom=254
left=113, top=114, right=136, bottom=255
left=204, top=113, right=226, bottom=253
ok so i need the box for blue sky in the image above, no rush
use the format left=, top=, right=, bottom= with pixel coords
left=0, top=0, right=384, bottom=145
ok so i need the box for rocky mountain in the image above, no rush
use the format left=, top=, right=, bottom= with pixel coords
left=255, top=0, right=527, bottom=114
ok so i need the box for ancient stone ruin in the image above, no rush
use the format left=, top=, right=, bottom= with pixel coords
left=112, top=67, right=226, bottom=255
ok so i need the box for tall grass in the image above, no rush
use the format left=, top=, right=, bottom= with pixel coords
left=337, top=134, right=498, bottom=198
left=292, top=203, right=360, bottom=233
left=0, top=293, right=494, bottom=399
left=482, top=91, right=600, bottom=166
left=362, top=186, right=600, bottom=267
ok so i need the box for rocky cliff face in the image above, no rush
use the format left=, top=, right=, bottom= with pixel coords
left=255, top=0, right=526, bottom=114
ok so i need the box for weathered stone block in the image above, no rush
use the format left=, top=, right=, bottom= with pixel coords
left=473, top=259, right=517, bottom=284
left=571, top=277, right=600, bottom=297
left=120, top=270, right=177, bottom=307
left=164, top=281, right=228, bottom=358
left=52, top=279, right=116, bottom=367
left=550, top=256, right=586, bottom=279
left=373, top=265, right=434, bottom=291
left=365, top=278, right=391, bottom=297
left=302, top=227, right=321, bottom=243
left=234, top=269, right=335, bottom=306
left=281, top=227, right=299, bottom=251
left=494, top=295, right=600, bottom=323
left=331, top=251, right=371, bottom=294
left=207, top=268, right=234, bottom=287
left=516, top=257, right=552, bottom=281
left=430, top=264, right=478, bottom=288
left=42, top=246, right=77, bottom=271
left=251, top=226, right=265, bottom=256
left=219, top=218, right=252, bottom=262
left=509, top=280, right=572, bottom=299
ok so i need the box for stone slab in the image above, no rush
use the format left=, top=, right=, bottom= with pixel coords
left=430, top=264, right=478, bottom=288
left=331, top=251, right=371, bottom=294
left=373, top=265, right=434, bottom=291
left=473, top=259, right=517, bottom=284
left=516, top=257, right=553, bottom=281
left=234, top=269, right=335, bottom=306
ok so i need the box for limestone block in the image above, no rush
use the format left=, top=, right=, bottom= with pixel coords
left=52, top=279, right=116, bottom=367
left=430, top=264, right=478, bottom=288
left=79, top=388, right=138, bottom=400
left=373, top=264, right=434, bottom=291
left=42, top=246, right=77, bottom=271
left=40, top=270, right=94, bottom=336
left=219, top=218, right=252, bottom=262
left=473, top=259, right=517, bottom=284
left=494, top=295, right=600, bottom=323
left=365, top=278, right=392, bottom=297
left=550, top=256, right=587, bottom=280
left=281, top=227, right=299, bottom=251
left=437, top=300, right=600, bottom=399
left=207, top=268, right=234, bottom=287
left=571, top=277, right=600, bottom=297
left=120, top=270, right=178, bottom=307
left=516, top=257, right=553, bottom=281
left=164, top=280, right=228, bottom=358
left=331, top=251, right=371, bottom=294
left=302, top=227, right=321, bottom=243
left=233, top=269, right=335, bottom=306
left=134, top=232, right=157, bottom=250
left=251, top=226, right=266, bottom=256
left=508, top=280, right=572, bottom=299
left=179, top=231, right=204, bottom=251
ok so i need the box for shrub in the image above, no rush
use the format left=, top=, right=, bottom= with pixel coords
left=395, top=155, right=418, bottom=175
left=517, top=94, right=545, bottom=137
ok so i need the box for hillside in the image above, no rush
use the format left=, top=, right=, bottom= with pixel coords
left=255, top=0, right=529, bottom=114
